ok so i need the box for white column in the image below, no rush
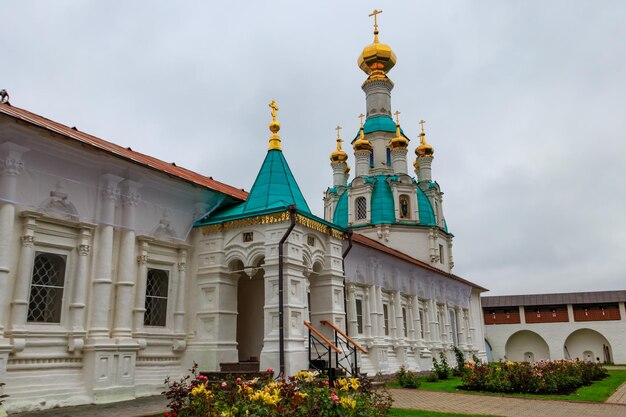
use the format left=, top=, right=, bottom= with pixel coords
left=172, top=249, right=187, bottom=351
left=391, top=149, right=408, bottom=175
left=112, top=180, right=141, bottom=341
left=0, top=142, right=28, bottom=337
left=133, top=240, right=150, bottom=337
left=331, top=162, right=347, bottom=187
left=87, top=174, right=122, bottom=341
left=408, top=296, right=418, bottom=342
left=418, top=155, right=433, bottom=183
left=394, top=291, right=403, bottom=341
left=9, top=215, right=38, bottom=339
left=68, top=226, right=94, bottom=352
left=347, top=284, right=358, bottom=336
left=376, top=286, right=385, bottom=341
left=366, top=285, right=377, bottom=339
left=355, top=150, right=370, bottom=177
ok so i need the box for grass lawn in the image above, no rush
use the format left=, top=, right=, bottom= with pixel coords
left=388, top=370, right=626, bottom=402
left=389, top=409, right=503, bottom=417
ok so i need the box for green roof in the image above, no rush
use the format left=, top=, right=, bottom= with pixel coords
left=351, top=115, right=410, bottom=143
left=196, top=149, right=311, bottom=226
left=332, top=175, right=440, bottom=230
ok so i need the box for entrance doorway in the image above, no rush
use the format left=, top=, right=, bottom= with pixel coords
left=235, top=259, right=265, bottom=362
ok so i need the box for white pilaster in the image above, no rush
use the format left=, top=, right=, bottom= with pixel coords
left=132, top=240, right=149, bottom=337
left=390, top=149, right=408, bottom=175
left=68, top=226, right=94, bottom=352
left=354, top=150, right=370, bottom=177
left=418, top=156, right=433, bottom=183
left=172, top=249, right=188, bottom=351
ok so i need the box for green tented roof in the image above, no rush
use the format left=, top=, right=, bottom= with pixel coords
left=332, top=175, right=441, bottom=231
left=351, top=115, right=410, bottom=143
left=195, top=149, right=311, bottom=226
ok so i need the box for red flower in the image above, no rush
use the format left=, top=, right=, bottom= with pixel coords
left=164, top=413, right=169, bottom=417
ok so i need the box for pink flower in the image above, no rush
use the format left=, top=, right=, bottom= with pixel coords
left=329, top=393, right=339, bottom=403
left=221, top=381, right=227, bottom=388
left=236, top=377, right=242, bottom=384
left=324, top=380, right=329, bottom=386
left=267, top=368, right=273, bottom=373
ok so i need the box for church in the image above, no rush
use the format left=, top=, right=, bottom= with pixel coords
left=0, top=12, right=486, bottom=413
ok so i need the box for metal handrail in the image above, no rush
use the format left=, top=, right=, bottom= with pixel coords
left=320, top=320, right=367, bottom=353
left=304, top=321, right=341, bottom=353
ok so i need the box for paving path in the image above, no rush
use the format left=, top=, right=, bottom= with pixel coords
left=8, top=396, right=167, bottom=417
left=390, top=388, right=626, bottom=417
left=608, top=381, right=626, bottom=404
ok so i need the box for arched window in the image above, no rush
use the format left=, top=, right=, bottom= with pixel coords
left=399, top=194, right=410, bottom=218
left=28, top=252, right=67, bottom=323
left=355, top=196, right=367, bottom=220
left=369, top=150, right=374, bottom=168
left=386, top=148, right=391, bottom=166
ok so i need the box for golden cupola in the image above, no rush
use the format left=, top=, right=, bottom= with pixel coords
left=358, top=9, right=397, bottom=81
left=330, top=126, right=348, bottom=163
left=415, top=119, right=434, bottom=157
left=353, top=117, right=372, bottom=152
left=389, top=111, right=409, bottom=150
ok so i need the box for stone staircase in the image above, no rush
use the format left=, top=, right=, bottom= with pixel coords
left=200, top=361, right=270, bottom=382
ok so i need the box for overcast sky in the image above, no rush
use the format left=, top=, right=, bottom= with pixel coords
left=3, top=1, right=625, bottom=296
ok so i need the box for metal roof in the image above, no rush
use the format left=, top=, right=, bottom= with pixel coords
left=0, top=102, right=247, bottom=200
left=351, top=233, right=487, bottom=291
left=195, top=149, right=311, bottom=225
left=351, top=115, right=409, bottom=143
left=482, top=290, right=626, bottom=308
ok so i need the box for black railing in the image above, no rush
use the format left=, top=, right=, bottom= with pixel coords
left=305, top=321, right=341, bottom=384
left=320, top=320, right=367, bottom=377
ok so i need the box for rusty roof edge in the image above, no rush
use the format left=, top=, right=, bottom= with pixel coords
left=351, top=233, right=488, bottom=291
left=0, top=103, right=248, bottom=201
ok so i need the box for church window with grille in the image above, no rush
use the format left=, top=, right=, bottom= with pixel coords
left=144, top=268, right=169, bottom=327
left=355, top=298, right=363, bottom=334
left=27, top=252, right=67, bottom=323
left=355, top=197, right=367, bottom=220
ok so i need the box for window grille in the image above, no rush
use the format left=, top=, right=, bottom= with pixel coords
left=144, top=269, right=169, bottom=327
left=383, top=304, right=389, bottom=336
left=419, top=309, right=425, bottom=339
left=449, top=309, right=458, bottom=346
left=355, top=197, right=367, bottom=220
left=355, top=299, right=363, bottom=334
left=27, top=252, right=67, bottom=323
left=243, top=232, right=253, bottom=242
left=307, top=236, right=315, bottom=246
left=439, top=244, right=444, bottom=264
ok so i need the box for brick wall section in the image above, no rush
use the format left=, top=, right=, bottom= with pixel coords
left=573, top=303, right=621, bottom=321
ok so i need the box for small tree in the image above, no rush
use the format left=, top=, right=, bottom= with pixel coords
left=452, top=346, right=466, bottom=376
left=432, top=351, right=450, bottom=380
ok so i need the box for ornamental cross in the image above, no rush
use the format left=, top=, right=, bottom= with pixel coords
left=358, top=113, right=365, bottom=127
left=268, top=100, right=279, bottom=120
left=419, top=119, right=426, bottom=133
left=335, top=125, right=342, bottom=138
left=369, top=9, right=383, bottom=31
left=394, top=110, right=401, bottom=124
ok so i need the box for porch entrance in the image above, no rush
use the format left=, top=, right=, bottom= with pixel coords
left=236, top=263, right=265, bottom=362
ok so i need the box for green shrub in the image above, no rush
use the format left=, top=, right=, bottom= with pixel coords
left=432, top=352, right=450, bottom=380
left=461, top=359, right=609, bottom=395
left=452, top=346, right=466, bottom=377
left=396, top=367, right=421, bottom=389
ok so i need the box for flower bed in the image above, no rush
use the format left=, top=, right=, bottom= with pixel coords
left=462, top=360, right=608, bottom=394
left=162, top=365, right=392, bottom=417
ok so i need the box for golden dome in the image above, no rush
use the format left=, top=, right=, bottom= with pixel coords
left=344, top=163, right=351, bottom=174
left=353, top=126, right=372, bottom=152
left=358, top=10, right=397, bottom=80
left=413, top=158, right=420, bottom=170
left=415, top=120, right=434, bottom=157
left=389, top=113, right=409, bottom=150
left=330, top=126, right=348, bottom=163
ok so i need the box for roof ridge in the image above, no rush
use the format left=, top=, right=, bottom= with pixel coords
left=0, top=103, right=247, bottom=200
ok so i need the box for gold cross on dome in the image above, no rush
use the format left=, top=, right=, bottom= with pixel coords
left=358, top=113, right=365, bottom=127
left=394, top=110, right=401, bottom=124
left=268, top=100, right=279, bottom=120
left=335, top=125, right=342, bottom=138
left=419, top=119, right=426, bottom=133
left=369, top=9, right=383, bottom=31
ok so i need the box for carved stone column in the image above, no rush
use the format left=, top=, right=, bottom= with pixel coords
left=132, top=241, right=149, bottom=337
left=112, top=180, right=141, bottom=341
left=347, top=284, right=358, bottom=336
left=68, top=226, right=94, bottom=352
left=172, top=249, right=187, bottom=351
left=8, top=214, right=39, bottom=344
left=0, top=142, right=28, bottom=337
left=87, top=174, right=122, bottom=341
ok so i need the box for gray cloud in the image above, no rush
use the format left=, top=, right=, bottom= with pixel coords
left=2, top=1, right=625, bottom=295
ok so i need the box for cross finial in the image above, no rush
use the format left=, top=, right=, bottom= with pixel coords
left=268, top=100, right=279, bottom=120
left=394, top=110, right=401, bottom=124
left=419, top=119, right=426, bottom=134
left=369, top=9, right=383, bottom=42
left=358, top=113, right=365, bottom=128
left=335, top=125, right=342, bottom=138
left=335, top=126, right=344, bottom=150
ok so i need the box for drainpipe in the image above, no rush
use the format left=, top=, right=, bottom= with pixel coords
left=341, top=229, right=354, bottom=336
left=278, top=205, right=297, bottom=377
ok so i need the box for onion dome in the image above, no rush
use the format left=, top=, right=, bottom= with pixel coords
left=353, top=124, right=372, bottom=152
left=415, top=120, right=434, bottom=157
left=358, top=10, right=397, bottom=80
left=268, top=100, right=282, bottom=151
left=413, top=158, right=420, bottom=170
left=389, top=111, right=409, bottom=150
left=330, top=126, right=348, bottom=163
left=344, top=163, right=351, bottom=175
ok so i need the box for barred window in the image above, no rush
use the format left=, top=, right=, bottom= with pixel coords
left=144, top=268, right=169, bottom=327
left=355, top=299, right=363, bottom=334
left=355, top=197, right=367, bottom=220
left=418, top=309, right=425, bottom=339
left=402, top=307, right=408, bottom=337
left=28, top=252, right=66, bottom=323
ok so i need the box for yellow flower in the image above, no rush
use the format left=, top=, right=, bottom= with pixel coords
left=340, top=397, right=356, bottom=409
